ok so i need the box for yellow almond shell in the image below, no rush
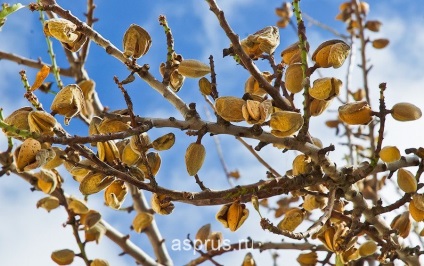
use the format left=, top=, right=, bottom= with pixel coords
left=35, top=169, right=58, bottom=194
left=178, top=59, right=211, bottom=78
left=36, top=196, right=60, bottom=212
left=98, top=118, right=130, bottom=134
left=132, top=212, right=154, bottom=233
left=280, top=42, right=301, bottom=65
left=104, top=180, right=127, bottom=209
left=67, top=197, right=90, bottom=215
left=205, top=231, right=223, bottom=251
left=121, top=143, right=140, bottom=166
left=312, top=39, right=350, bottom=68
left=90, top=259, right=109, bottom=266
left=284, top=63, right=304, bottom=93
left=292, top=154, right=312, bottom=176
left=241, top=252, right=256, bottom=266
left=270, top=111, right=303, bottom=137
left=244, top=72, right=273, bottom=97
left=14, top=138, right=42, bottom=172
left=3, top=106, right=32, bottom=136
left=79, top=173, right=115, bottom=195
left=397, top=168, right=417, bottom=194
left=409, top=200, right=424, bottom=222
left=412, top=194, right=424, bottom=211
left=80, top=210, right=102, bottom=229
left=297, top=251, right=318, bottom=265
left=151, top=133, right=175, bottom=151
left=391, top=102, right=422, bottom=122
left=277, top=207, right=305, bottom=232
left=51, top=249, right=75, bottom=265
left=199, top=77, right=212, bottom=95
left=195, top=223, right=211, bottom=246
left=310, top=98, right=332, bottom=116
left=151, top=193, right=174, bottom=215
left=50, top=84, right=85, bottom=125
left=136, top=152, right=161, bottom=178
left=215, top=96, right=245, bottom=122
left=85, top=223, right=106, bottom=244
left=358, top=241, right=377, bottom=257
left=338, top=101, right=373, bottom=125
left=44, top=18, right=78, bottom=43
left=185, top=143, right=206, bottom=176
left=123, top=24, right=152, bottom=59
left=227, top=201, right=249, bottom=232
left=309, top=77, right=342, bottom=101
left=28, top=110, right=57, bottom=136
left=390, top=211, right=411, bottom=238
left=372, top=38, right=389, bottom=49
left=240, top=26, right=280, bottom=59
left=379, top=146, right=401, bottom=163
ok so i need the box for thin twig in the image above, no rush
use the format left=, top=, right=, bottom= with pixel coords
left=303, top=13, right=349, bottom=41
left=204, top=0, right=292, bottom=112
left=0, top=51, right=73, bottom=76
left=128, top=185, right=173, bottom=265
left=236, top=136, right=281, bottom=178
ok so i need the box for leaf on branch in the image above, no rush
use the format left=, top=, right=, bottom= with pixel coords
left=0, top=3, right=25, bottom=31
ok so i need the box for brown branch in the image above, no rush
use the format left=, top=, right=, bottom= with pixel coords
left=185, top=241, right=327, bottom=266
left=204, top=0, right=293, bottom=111
left=102, top=220, right=164, bottom=266
left=204, top=106, right=234, bottom=186
left=31, top=3, right=191, bottom=120
left=79, top=0, right=96, bottom=63
left=345, top=186, right=420, bottom=265
left=39, top=125, right=152, bottom=145
left=128, top=185, right=172, bottom=266
left=0, top=51, right=74, bottom=77
left=236, top=136, right=282, bottom=178
left=158, top=15, right=175, bottom=88
left=302, top=13, right=349, bottom=41
left=0, top=150, right=163, bottom=266
left=300, top=188, right=336, bottom=238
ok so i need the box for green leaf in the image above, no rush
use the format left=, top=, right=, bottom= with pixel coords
left=0, top=3, right=25, bottom=30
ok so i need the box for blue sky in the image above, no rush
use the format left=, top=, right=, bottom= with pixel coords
left=1, top=0, right=424, bottom=265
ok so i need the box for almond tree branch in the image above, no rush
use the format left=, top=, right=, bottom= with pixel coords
left=0, top=151, right=162, bottom=266
left=30, top=2, right=191, bottom=120
left=204, top=0, right=293, bottom=112
left=345, top=186, right=420, bottom=265
left=0, top=50, right=74, bottom=77
left=236, top=136, right=282, bottom=178
left=2, top=114, right=419, bottom=206
left=129, top=185, right=173, bottom=266
left=102, top=220, right=164, bottom=266
left=185, top=241, right=327, bottom=266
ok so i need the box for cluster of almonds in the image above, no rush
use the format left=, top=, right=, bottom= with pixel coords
left=275, top=2, right=293, bottom=28
left=313, top=222, right=378, bottom=264
left=336, top=100, right=422, bottom=126
left=283, top=39, right=349, bottom=117
left=44, top=197, right=108, bottom=265
left=215, top=33, right=352, bottom=139
left=160, top=57, right=211, bottom=92
left=391, top=194, right=424, bottom=238
left=335, top=1, right=389, bottom=49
